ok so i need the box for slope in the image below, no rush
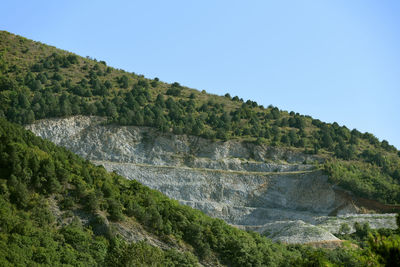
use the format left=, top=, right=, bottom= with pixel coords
left=4, top=117, right=394, bottom=266
left=1, top=30, right=400, bottom=205
left=26, top=115, right=398, bottom=245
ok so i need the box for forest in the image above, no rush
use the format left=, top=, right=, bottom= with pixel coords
left=0, top=118, right=399, bottom=266
left=0, top=30, right=400, bottom=266
left=1, top=31, right=399, bottom=205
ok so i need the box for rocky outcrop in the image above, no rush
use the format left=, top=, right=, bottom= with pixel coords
left=95, top=161, right=351, bottom=225
left=26, top=116, right=398, bottom=243
left=241, top=220, right=340, bottom=244
left=240, top=213, right=398, bottom=244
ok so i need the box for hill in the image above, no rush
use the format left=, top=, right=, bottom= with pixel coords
left=0, top=30, right=399, bottom=205
left=25, top=115, right=399, bottom=244
left=0, top=30, right=400, bottom=266
left=4, top=117, right=395, bottom=266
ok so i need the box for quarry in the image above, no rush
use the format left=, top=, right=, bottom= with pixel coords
left=26, top=116, right=397, bottom=244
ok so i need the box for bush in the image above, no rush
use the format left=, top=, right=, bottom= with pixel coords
left=107, top=199, right=124, bottom=221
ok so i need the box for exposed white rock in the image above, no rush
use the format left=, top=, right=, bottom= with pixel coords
left=241, top=220, right=340, bottom=244
left=316, top=213, right=398, bottom=234
left=26, top=116, right=398, bottom=243
left=25, top=116, right=321, bottom=169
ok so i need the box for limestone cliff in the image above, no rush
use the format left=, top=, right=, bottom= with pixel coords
left=26, top=116, right=397, bottom=243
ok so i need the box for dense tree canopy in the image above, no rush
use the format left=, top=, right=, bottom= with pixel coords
left=1, top=30, right=399, bottom=205
left=1, top=30, right=400, bottom=266
left=1, top=118, right=399, bottom=266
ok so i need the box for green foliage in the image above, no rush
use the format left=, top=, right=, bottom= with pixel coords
left=339, top=223, right=351, bottom=235
left=107, top=198, right=124, bottom=221
left=0, top=117, right=304, bottom=266
left=369, top=234, right=400, bottom=266
left=118, top=74, right=129, bottom=88
left=0, top=194, right=108, bottom=266
left=1, top=31, right=399, bottom=157
left=337, top=221, right=400, bottom=266
left=1, top=30, right=400, bottom=264
left=166, top=82, right=182, bottom=96
left=289, top=243, right=381, bottom=267
left=105, top=238, right=198, bottom=266
left=1, top=30, right=400, bottom=205
left=324, top=160, right=400, bottom=203
left=0, top=104, right=399, bottom=265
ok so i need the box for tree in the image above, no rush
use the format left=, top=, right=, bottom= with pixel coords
left=31, top=63, right=44, bottom=72
left=36, top=73, right=48, bottom=84
left=280, top=135, right=290, bottom=145
left=51, top=81, right=62, bottom=93
left=104, top=80, right=112, bottom=89
left=166, top=87, right=182, bottom=96
left=24, top=110, right=35, bottom=124
left=105, top=102, right=118, bottom=119
left=84, top=102, right=97, bottom=115
left=155, top=94, right=165, bottom=108
left=60, top=97, right=72, bottom=116
left=118, top=75, right=129, bottom=88
left=30, top=80, right=43, bottom=91
left=288, top=130, right=298, bottom=145
left=393, top=169, right=400, bottom=182
left=45, top=176, right=61, bottom=194
left=155, top=115, right=168, bottom=132
left=166, top=82, right=182, bottom=96
left=107, top=199, right=124, bottom=221
left=18, top=92, right=30, bottom=108
left=85, top=191, right=99, bottom=212
left=216, top=128, right=228, bottom=141
left=295, top=116, right=306, bottom=129
left=66, top=54, right=78, bottom=64
left=321, top=133, right=333, bottom=149
left=151, top=79, right=158, bottom=88
left=192, top=120, right=204, bottom=135
left=354, top=222, right=371, bottom=241
left=0, top=75, right=17, bottom=91
left=8, top=175, right=29, bottom=208
left=52, top=72, right=63, bottom=81
left=339, top=223, right=351, bottom=235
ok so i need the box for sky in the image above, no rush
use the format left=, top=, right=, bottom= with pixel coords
left=2, top=0, right=400, bottom=148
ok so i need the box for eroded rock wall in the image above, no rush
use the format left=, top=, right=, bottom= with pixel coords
left=26, top=116, right=397, bottom=243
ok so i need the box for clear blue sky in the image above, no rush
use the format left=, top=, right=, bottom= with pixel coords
left=2, top=1, right=400, bottom=148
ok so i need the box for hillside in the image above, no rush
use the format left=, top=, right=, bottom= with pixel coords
left=0, top=30, right=399, bottom=205
left=26, top=115, right=398, bottom=245
left=1, top=31, right=400, bottom=265
left=4, top=116, right=397, bottom=266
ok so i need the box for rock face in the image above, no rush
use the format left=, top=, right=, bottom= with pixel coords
left=26, top=116, right=397, bottom=243
left=242, top=220, right=340, bottom=244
